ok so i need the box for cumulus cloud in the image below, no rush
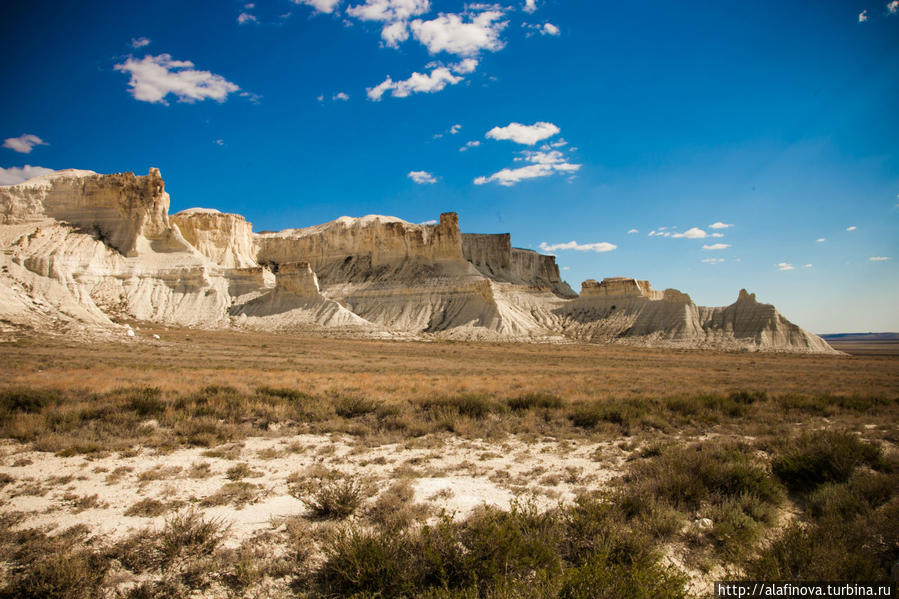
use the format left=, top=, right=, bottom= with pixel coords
left=858, top=10, right=869, bottom=22
left=869, top=256, right=891, bottom=261
left=238, top=12, right=258, bottom=24
left=451, top=58, right=478, bottom=73
left=701, top=258, right=724, bottom=264
left=332, top=91, right=350, bottom=100
left=130, top=37, right=151, bottom=48
left=538, top=241, right=617, bottom=253
left=672, top=227, right=707, bottom=239
left=367, top=67, right=462, bottom=100
left=846, top=225, right=857, bottom=231
left=347, top=0, right=431, bottom=47
left=3, top=134, right=47, bottom=154
left=627, top=229, right=638, bottom=234
left=0, top=165, right=55, bottom=186
left=408, top=170, right=436, bottom=184
left=485, top=121, right=560, bottom=145
left=523, top=0, right=537, bottom=13
left=889, top=1, right=898, bottom=14
left=776, top=262, right=795, bottom=271
left=816, top=237, right=826, bottom=243
left=292, top=0, right=342, bottom=14
left=474, top=149, right=580, bottom=186
left=702, top=243, right=730, bottom=250
left=541, top=22, right=559, bottom=35
left=450, top=124, right=461, bottom=134
left=114, top=54, right=240, bottom=104
left=410, top=11, right=507, bottom=57
left=708, top=221, right=732, bottom=229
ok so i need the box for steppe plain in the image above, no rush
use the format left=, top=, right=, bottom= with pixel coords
left=0, top=329, right=897, bottom=598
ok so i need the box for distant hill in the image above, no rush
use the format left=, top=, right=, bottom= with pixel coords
left=820, top=333, right=899, bottom=342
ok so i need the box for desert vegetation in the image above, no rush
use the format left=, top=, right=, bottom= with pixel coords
left=0, top=331, right=896, bottom=597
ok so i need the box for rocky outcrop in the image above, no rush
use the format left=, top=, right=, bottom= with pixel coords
left=172, top=209, right=256, bottom=268
left=1, top=168, right=188, bottom=256
left=0, top=168, right=840, bottom=353
left=462, top=233, right=575, bottom=298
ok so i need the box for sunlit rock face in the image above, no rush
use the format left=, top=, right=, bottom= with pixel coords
left=0, top=168, right=840, bottom=353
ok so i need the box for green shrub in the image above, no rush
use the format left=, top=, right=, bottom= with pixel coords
left=0, top=388, right=58, bottom=417
left=507, top=393, right=563, bottom=412
left=771, top=431, right=884, bottom=492
left=559, top=552, right=687, bottom=599
left=335, top=396, right=378, bottom=418
left=422, top=394, right=502, bottom=419
left=127, top=387, right=165, bottom=416
left=0, top=549, right=109, bottom=599
left=568, top=399, right=650, bottom=433
left=293, top=474, right=366, bottom=519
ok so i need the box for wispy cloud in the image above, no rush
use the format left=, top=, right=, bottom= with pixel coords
left=292, top=0, right=342, bottom=14
left=708, top=221, right=732, bottom=229
left=776, top=262, right=795, bottom=271
left=702, top=243, right=731, bottom=250
left=816, top=238, right=826, bottom=243
left=672, top=227, right=707, bottom=239
left=846, top=225, right=857, bottom=231
left=485, top=121, right=559, bottom=145
left=238, top=12, right=258, bottom=24
left=130, top=37, right=151, bottom=48
left=3, top=134, right=47, bottom=154
left=538, top=240, right=617, bottom=253
left=114, top=54, right=240, bottom=104
left=627, top=229, right=638, bottom=234
left=408, top=170, right=436, bottom=184
left=367, top=67, right=462, bottom=100
left=0, top=165, right=55, bottom=186
left=474, top=149, right=580, bottom=186
left=450, top=124, right=461, bottom=134
left=858, top=10, right=869, bottom=22
left=701, top=258, right=724, bottom=264
left=459, top=140, right=480, bottom=151
left=869, top=256, right=891, bottom=261
left=803, top=264, right=813, bottom=268
left=889, top=1, right=898, bottom=14
left=332, top=91, right=350, bottom=101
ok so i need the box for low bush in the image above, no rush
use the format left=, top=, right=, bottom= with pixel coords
left=771, top=430, right=884, bottom=492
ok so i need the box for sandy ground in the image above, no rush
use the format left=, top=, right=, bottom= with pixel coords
left=0, top=432, right=626, bottom=547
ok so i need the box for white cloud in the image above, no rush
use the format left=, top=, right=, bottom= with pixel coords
left=523, top=0, right=537, bottom=13
left=459, top=140, right=481, bottom=151
left=452, top=58, right=478, bottom=73
left=450, top=124, right=461, bottom=134
left=410, top=11, right=507, bottom=57
left=541, top=22, right=559, bottom=35
left=702, top=243, right=731, bottom=250
left=816, top=237, right=826, bottom=243
left=408, top=170, right=437, bottom=184
left=701, top=258, right=724, bottom=264
left=627, top=229, right=638, bottom=234
left=347, top=0, right=431, bottom=47
left=846, top=225, right=857, bottom=231
left=869, top=256, right=891, bottom=261
left=332, top=91, right=350, bottom=100
left=130, top=37, right=151, bottom=48
left=485, top=121, right=560, bottom=145
left=538, top=241, right=617, bottom=253
left=803, top=264, right=813, bottom=268
left=367, top=67, right=462, bottom=100
left=562, top=266, right=570, bottom=271
left=3, top=134, right=47, bottom=154
left=238, top=12, right=258, bottom=24
left=214, top=139, right=224, bottom=146
left=889, top=1, right=899, bottom=14
left=672, top=227, right=707, bottom=239
left=316, top=94, right=324, bottom=102
left=858, top=10, right=869, bottom=22
left=474, top=149, right=580, bottom=186
left=708, top=221, right=732, bottom=229
left=710, top=232, right=724, bottom=238
left=776, top=262, right=795, bottom=271
left=0, top=165, right=55, bottom=186
left=292, top=0, right=342, bottom=14
left=114, top=54, right=240, bottom=105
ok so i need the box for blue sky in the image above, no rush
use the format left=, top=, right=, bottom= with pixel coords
left=1, top=0, right=897, bottom=332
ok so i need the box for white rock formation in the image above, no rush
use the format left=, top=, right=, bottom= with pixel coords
left=0, top=168, right=839, bottom=353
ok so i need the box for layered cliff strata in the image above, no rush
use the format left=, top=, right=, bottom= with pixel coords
left=0, top=168, right=838, bottom=353
left=462, top=233, right=576, bottom=298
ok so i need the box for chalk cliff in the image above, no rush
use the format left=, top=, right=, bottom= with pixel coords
left=0, top=168, right=839, bottom=353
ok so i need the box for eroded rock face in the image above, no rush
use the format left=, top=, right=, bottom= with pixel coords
left=1, top=168, right=185, bottom=256
left=0, top=168, right=840, bottom=353
left=172, top=208, right=257, bottom=268
left=462, top=233, right=575, bottom=298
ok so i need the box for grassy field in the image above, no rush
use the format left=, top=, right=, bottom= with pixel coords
left=0, top=330, right=896, bottom=598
